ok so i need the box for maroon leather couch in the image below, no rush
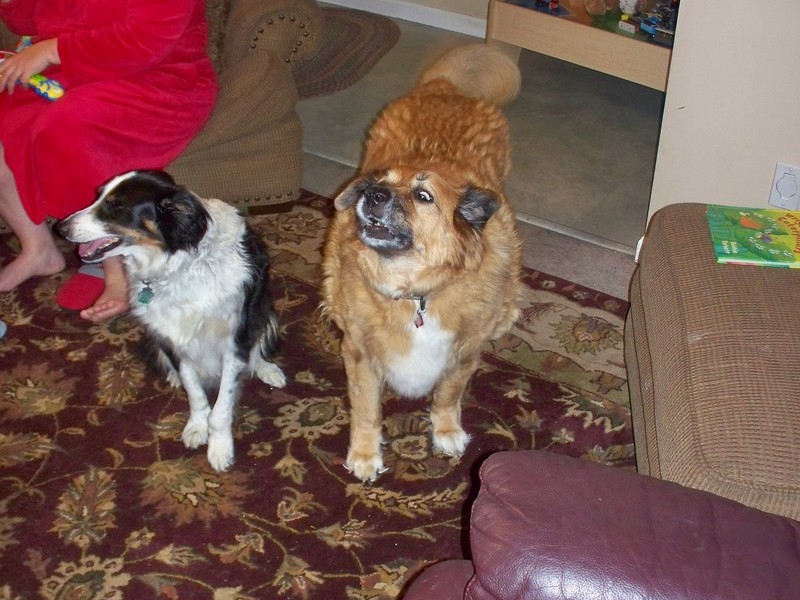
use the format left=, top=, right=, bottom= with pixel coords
left=403, top=450, right=800, bottom=600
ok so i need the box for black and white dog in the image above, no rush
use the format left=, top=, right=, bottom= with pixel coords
left=58, top=170, right=286, bottom=471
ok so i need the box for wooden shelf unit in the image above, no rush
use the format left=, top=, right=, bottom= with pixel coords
left=486, top=0, right=671, bottom=91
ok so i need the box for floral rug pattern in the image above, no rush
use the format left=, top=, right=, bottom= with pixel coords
left=0, top=192, right=633, bottom=599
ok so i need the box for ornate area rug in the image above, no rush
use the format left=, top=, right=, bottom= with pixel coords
left=0, top=191, right=633, bottom=599
left=294, top=8, right=401, bottom=99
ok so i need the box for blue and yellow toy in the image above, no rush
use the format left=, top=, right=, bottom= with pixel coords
left=26, top=73, right=64, bottom=101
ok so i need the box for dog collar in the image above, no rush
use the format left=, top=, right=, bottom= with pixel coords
left=138, top=281, right=154, bottom=304
left=414, top=296, right=426, bottom=328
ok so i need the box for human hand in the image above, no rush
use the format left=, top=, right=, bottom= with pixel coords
left=0, top=38, right=59, bottom=94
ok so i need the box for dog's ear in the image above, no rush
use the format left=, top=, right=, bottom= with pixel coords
left=457, top=186, right=500, bottom=231
left=334, top=177, right=372, bottom=211
left=155, top=190, right=210, bottom=252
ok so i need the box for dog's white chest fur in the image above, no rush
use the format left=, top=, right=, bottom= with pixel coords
left=137, top=297, right=238, bottom=380
left=385, top=314, right=454, bottom=398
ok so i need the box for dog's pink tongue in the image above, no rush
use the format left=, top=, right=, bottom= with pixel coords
left=78, top=239, right=110, bottom=258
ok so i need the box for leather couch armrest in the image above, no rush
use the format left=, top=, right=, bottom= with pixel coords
left=463, top=451, right=800, bottom=600
left=404, top=560, right=475, bottom=600
left=223, top=0, right=324, bottom=71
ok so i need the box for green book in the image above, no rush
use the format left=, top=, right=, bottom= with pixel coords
left=706, top=204, right=800, bottom=268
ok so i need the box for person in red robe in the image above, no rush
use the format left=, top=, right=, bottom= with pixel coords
left=0, top=0, right=218, bottom=322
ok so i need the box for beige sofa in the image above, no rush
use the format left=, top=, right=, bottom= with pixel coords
left=0, top=0, right=325, bottom=230
left=625, top=202, right=800, bottom=520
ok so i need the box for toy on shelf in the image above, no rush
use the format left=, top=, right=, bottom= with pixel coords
left=615, top=0, right=679, bottom=46
left=619, top=0, right=638, bottom=15
left=510, top=0, right=568, bottom=16
left=0, top=36, right=64, bottom=101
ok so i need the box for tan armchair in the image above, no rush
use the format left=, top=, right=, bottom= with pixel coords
left=0, top=0, right=325, bottom=227
left=170, top=0, right=325, bottom=214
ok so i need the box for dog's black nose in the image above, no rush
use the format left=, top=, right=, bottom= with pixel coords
left=365, top=186, right=391, bottom=206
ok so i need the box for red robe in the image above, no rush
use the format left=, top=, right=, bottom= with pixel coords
left=0, top=0, right=218, bottom=223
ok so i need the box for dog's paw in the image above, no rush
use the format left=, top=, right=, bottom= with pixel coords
left=344, top=450, right=387, bottom=483
left=207, top=433, right=235, bottom=472
left=181, top=418, right=209, bottom=449
left=166, top=370, right=182, bottom=388
left=254, top=361, right=286, bottom=388
left=433, top=427, right=470, bottom=457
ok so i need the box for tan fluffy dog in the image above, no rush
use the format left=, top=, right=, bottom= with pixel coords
left=321, top=44, right=522, bottom=482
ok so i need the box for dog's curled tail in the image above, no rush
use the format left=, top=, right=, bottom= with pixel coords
left=418, top=43, right=521, bottom=106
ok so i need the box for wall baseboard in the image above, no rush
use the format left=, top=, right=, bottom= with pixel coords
left=322, top=0, right=487, bottom=38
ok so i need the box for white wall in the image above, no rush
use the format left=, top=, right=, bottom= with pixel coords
left=648, top=0, right=800, bottom=218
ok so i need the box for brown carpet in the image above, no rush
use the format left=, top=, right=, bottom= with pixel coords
left=0, top=192, right=633, bottom=599
left=294, top=7, right=401, bottom=99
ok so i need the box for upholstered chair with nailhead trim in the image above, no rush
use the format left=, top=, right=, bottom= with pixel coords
left=169, top=0, right=325, bottom=214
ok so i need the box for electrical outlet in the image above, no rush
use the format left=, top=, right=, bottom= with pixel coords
left=768, top=162, right=800, bottom=210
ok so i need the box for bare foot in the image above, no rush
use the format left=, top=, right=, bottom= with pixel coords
left=0, top=245, right=65, bottom=291
left=80, top=296, right=129, bottom=323
left=80, top=256, right=129, bottom=323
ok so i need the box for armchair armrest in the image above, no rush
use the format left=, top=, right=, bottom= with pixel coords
left=223, top=0, right=324, bottom=72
